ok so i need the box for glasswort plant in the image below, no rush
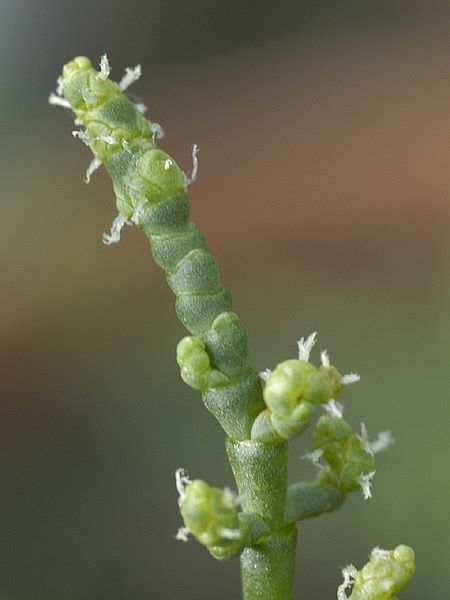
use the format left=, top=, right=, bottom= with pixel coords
left=50, top=55, right=415, bottom=600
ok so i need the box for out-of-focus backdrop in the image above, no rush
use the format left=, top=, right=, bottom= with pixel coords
left=1, top=1, right=449, bottom=599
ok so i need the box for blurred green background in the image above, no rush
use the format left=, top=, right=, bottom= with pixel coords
left=1, top=1, right=449, bottom=598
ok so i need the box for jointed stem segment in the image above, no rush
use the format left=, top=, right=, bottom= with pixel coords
left=227, top=439, right=294, bottom=599
left=241, top=532, right=297, bottom=600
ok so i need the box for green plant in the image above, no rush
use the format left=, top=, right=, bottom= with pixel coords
left=50, top=55, right=415, bottom=599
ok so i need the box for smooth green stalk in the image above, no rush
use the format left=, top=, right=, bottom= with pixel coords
left=52, top=55, right=415, bottom=600
left=240, top=531, right=297, bottom=600
left=226, top=439, right=296, bottom=599
left=226, top=439, right=287, bottom=525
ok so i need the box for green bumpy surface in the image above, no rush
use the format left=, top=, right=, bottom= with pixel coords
left=315, top=415, right=375, bottom=493
left=179, top=479, right=242, bottom=556
left=61, top=57, right=264, bottom=441
left=59, top=58, right=403, bottom=600
left=349, top=545, right=415, bottom=600
left=251, top=358, right=343, bottom=443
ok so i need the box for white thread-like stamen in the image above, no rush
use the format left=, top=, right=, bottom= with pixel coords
left=358, top=422, right=371, bottom=451
left=175, top=468, right=193, bottom=543
left=302, top=448, right=323, bottom=468
left=259, top=368, right=272, bottom=382
left=358, top=471, right=376, bottom=500
left=119, top=64, right=142, bottom=91
left=320, top=350, right=330, bottom=368
left=337, top=564, right=358, bottom=600
left=56, top=76, right=64, bottom=96
left=84, top=158, right=102, bottom=183
left=99, top=54, right=110, bottom=79
left=151, top=122, right=165, bottom=140
left=222, top=487, right=238, bottom=508
left=297, top=332, right=317, bottom=362
left=136, top=102, right=147, bottom=114
left=370, top=430, right=394, bottom=454
left=48, top=93, right=71, bottom=108
left=175, top=527, right=190, bottom=542
left=358, top=424, right=394, bottom=457
left=72, top=129, right=92, bottom=147
left=102, top=213, right=129, bottom=245
left=164, top=158, right=173, bottom=170
left=342, top=372, right=360, bottom=385
left=191, top=143, right=200, bottom=182
left=323, top=399, right=344, bottom=419
left=184, top=143, right=199, bottom=186
left=175, top=468, right=192, bottom=502
left=232, top=492, right=246, bottom=506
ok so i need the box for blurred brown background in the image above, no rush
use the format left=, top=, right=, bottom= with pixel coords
left=0, top=1, right=449, bottom=598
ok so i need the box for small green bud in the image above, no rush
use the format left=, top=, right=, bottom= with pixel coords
left=315, top=415, right=375, bottom=495
left=177, top=334, right=262, bottom=440
left=339, top=545, right=416, bottom=600
left=258, top=357, right=343, bottom=441
left=137, top=148, right=186, bottom=199
left=253, top=333, right=357, bottom=441
left=314, top=415, right=353, bottom=469
left=62, top=56, right=97, bottom=111
left=321, top=364, right=344, bottom=398
left=62, top=56, right=121, bottom=116
left=264, top=360, right=313, bottom=416
left=63, top=55, right=91, bottom=77
left=176, top=336, right=227, bottom=391
left=177, top=477, right=242, bottom=557
left=264, top=359, right=343, bottom=411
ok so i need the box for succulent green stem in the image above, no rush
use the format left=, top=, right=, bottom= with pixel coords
left=226, top=439, right=287, bottom=526
left=286, top=481, right=345, bottom=523
left=226, top=438, right=296, bottom=599
left=240, top=531, right=297, bottom=600
left=52, top=55, right=413, bottom=600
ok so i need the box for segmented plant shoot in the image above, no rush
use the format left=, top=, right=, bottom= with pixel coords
left=51, top=55, right=414, bottom=600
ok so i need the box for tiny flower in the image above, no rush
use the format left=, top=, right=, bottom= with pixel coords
left=297, top=331, right=317, bottom=362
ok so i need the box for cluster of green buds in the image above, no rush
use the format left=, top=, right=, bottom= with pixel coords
left=310, top=413, right=394, bottom=499
left=176, top=311, right=249, bottom=392
left=175, top=470, right=243, bottom=559
left=176, top=312, right=265, bottom=441
left=338, top=545, right=416, bottom=600
left=251, top=332, right=360, bottom=443
left=314, top=415, right=376, bottom=497
left=175, top=469, right=270, bottom=561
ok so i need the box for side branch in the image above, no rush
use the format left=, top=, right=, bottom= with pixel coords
left=285, top=481, right=345, bottom=523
